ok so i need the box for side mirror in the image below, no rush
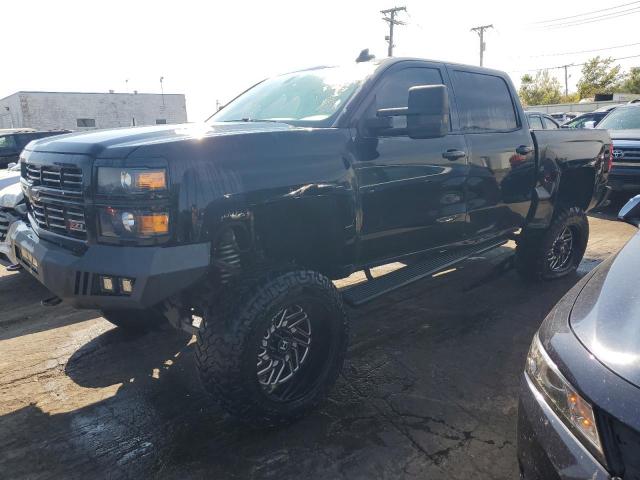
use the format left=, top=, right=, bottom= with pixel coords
left=583, top=121, right=596, bottom=129
left=376, top=84, right=449, bottom=139
left=618, top=194, right=640, bottom=227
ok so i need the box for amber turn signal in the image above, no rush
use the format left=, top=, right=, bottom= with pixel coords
left=135, top=171, right=166, bottom=190
left=138, top=213, right=169, bottom=235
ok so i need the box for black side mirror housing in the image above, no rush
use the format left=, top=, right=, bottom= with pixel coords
left=376, top=84, right=449, bottom=139
left=618, top=194, right=640, bottom=227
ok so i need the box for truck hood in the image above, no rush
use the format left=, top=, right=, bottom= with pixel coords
left=570, top=232, right=640, bottom=389
left=609, top=129, right=640, bottom=141
left=27, top=122, right=298, bottom=158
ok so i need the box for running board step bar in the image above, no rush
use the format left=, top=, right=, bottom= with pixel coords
left=342, top=238, right=508, bottom=307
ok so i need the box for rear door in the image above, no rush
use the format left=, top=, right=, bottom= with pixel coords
left=448, top=68, right=535, bottom=240
left=352, top=62, right=468, bottom=265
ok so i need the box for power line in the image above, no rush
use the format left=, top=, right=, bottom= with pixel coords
left=470, top=24, right=493, bottom=67
left=512, top=53, right=640, bottom=74
left=533, top=0, right=640, bottom=25
left=529, top=41, right=640, bottom=58
left=381, top=6, right=407, bottom=57
left=539, top=6, right=640, bottom=29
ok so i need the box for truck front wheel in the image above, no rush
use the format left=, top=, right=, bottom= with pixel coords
left=515, top=207, right=589, bottom=280
left=195, top=270, right=348, bottom=426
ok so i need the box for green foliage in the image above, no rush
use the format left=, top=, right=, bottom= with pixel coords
left=519, top=70, right=563, bottom=106
left=577, top=56, right=623, bottom=99
left=617, top=67, right=640, bottom=94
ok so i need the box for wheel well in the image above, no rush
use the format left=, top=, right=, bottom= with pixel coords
left=556, top=168, right=595, bottom=210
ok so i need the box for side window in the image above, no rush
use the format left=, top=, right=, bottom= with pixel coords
left=528, top=115, right=543, bottom=129
left=451, top=70, right=518, bottom=132
left=543, top=117, right=559, bottom=129
left=0, top=135, right=17, bottom=151
left=368, top=67, right=446, bottom=129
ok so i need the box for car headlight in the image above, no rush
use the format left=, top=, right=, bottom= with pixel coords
left=97, top=167, right=167, bottom=194
left=99, top=207, right=169, bottom=239
left=526, top=334, right=604, bottom=460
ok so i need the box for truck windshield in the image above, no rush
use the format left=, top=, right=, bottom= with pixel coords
left=208, top=64, right=376, bottom=126
left=598, top=106, right=640, bottom=130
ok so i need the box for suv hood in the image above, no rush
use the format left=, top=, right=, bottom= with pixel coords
left=27, top=122, right=298, bottom=158
left=570, top=232, right=640, bottom=388
left=609, top=129, right=640, bottom=141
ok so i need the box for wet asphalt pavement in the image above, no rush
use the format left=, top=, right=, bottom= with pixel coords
left=0, top=205, right=636, bottom=480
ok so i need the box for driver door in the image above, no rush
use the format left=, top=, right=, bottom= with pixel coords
left=351, top=63, right=468, bottom=265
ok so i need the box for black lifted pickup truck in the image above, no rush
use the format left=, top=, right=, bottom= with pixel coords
left=8, top=58, right=611, bottom=424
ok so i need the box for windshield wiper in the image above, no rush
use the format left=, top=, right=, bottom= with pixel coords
left=222, top=118, right=283, bottom=123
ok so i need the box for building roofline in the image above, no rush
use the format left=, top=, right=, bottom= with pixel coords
left=0, top=91, right=185, bottom=102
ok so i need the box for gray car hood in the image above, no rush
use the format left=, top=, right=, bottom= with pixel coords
left=570, top=232, right=640, bottom=388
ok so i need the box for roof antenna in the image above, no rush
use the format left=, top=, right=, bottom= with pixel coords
left=356, top=49, right=375, bottom=63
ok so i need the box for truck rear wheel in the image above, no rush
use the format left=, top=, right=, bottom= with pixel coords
left=195, top=270, right=348, bottom=426
left=100, top=309, right=169, bottom=332
left=515, top=207, right=589, bottom=281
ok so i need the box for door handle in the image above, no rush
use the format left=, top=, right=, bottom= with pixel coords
left=516, top=145, right=534, bottom=155
left=442, top=149, right=467, bottom=161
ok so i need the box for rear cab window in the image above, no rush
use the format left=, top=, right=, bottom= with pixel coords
left=450, top=70, right=519, bottom=132
left=542, top=116, right=559, bottom=129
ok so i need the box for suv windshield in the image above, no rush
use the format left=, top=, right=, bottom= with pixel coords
left=598, top=106, right=640, bottom=130
left=208, top=64, right=376, bottom=126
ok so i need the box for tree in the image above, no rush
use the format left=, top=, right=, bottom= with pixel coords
left=518, top=70, right=563, bottom=106
left=577, top=56, right=623, bottom=99
left=618, top=67, right=640, bottom=94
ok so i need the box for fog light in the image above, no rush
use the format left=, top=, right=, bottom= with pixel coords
left=101, top=276, right=114, bottom=292
left=121, top=278, right=134, bottom=294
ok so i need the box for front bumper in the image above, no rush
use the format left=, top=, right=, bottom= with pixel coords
left=608, top=166, right=640, bottom=192
left=517, top=373, right=611, bottom=480
left=8, top=220, right=211, bottom=310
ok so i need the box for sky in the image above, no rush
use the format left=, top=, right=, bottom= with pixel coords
left=3, top=0, right=640, bottom=121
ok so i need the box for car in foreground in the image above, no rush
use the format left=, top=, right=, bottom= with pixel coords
left=0, top=129, right=71, bottom=168
left=7, top=57, right=611, bottom=425
left=598, top=104, right=640, bottom=193
left=526, top=112, right=560, bottom=129
left=518, top=195, right=640, bottom=479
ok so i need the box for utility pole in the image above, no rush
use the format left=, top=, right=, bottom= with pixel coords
left=160, top=76, right=165, bottom=107
left=561, top=64, right=572, bottom=97
left=381, top=6, right=406, bottom=57
left=470, top=24, right=493, bottom=67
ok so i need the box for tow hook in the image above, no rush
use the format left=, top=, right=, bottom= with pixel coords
left=41, top=295, right=62, bottom=307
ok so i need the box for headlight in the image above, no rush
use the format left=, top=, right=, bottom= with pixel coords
left=99, top=207, right=169, bottom=239
left=97, top=167, right=167, bottom=194
left=526, top=334, right=604, bottom=460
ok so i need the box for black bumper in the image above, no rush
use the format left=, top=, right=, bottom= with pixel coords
left=608, top=167, right=640, bottom=192
left=8, top=221, right=210, bottom=310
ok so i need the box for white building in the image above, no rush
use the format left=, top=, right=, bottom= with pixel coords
left=0, top=91, right=188, bottom=130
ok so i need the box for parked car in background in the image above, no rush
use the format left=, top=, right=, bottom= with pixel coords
left=597, top=104, right=640, bottom=193
left=526, top=112, right=560, bottom=129
left=549, top=112, right=578, bottom=124
left=7, top=58, right=611, bottom=425
left=0, top=164, right=25, bottom=265
left=0, top=129, right=71, bottom=168
left=561, top=111, right=610, bottom=129
left=518, top=195, right=640, bottom=480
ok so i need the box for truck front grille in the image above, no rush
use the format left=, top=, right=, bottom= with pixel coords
left=0, top=211, right=9, bottom=242
left=25, top=163, right=83, bottom=192
left=30, top=199, right=87, bottom=239
left=613, top=146, right=640, bottom=164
